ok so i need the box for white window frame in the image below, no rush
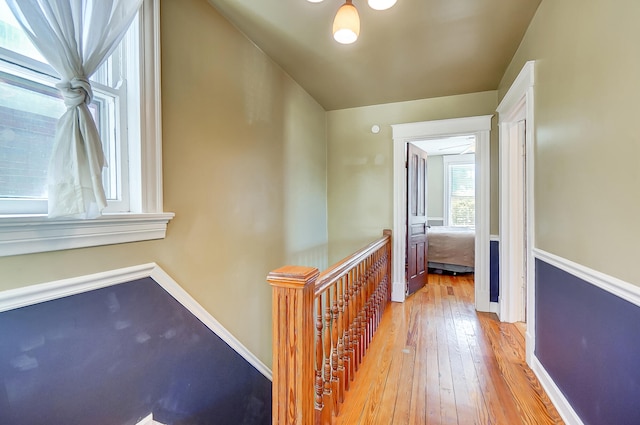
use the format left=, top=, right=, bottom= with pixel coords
left=0, top=0, right=173, bottom=258
left=443, top=153, right=475, bottom=227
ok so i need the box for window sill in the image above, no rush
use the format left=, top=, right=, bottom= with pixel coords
left=0, top=212, right=175, bottom=257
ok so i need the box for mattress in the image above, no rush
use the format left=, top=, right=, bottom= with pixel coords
left=427, top=226, right=475, bottom=270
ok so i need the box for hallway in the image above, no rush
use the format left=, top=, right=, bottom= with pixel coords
left=333, top=273, right=563, bottom=424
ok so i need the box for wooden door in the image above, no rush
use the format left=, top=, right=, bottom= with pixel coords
left=406, top=143, right=429, bottom=295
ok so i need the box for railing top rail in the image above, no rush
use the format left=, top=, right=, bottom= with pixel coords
left=315, top=230, right=391, bottom=296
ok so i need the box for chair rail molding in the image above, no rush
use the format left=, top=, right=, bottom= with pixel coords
left=0, top=262, right=272, bottom=380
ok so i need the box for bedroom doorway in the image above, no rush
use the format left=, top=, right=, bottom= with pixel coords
left=410, top=137, right=477, bottom=278
left=391, top=116, right=492, bottom=312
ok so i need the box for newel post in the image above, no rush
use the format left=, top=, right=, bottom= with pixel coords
left=267, top=265, right=319, bottom=425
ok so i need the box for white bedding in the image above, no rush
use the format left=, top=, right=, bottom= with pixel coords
left=427, top=226, right=475, bottom=269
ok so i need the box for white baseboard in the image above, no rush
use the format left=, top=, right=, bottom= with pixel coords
left=531, top=356, right=584, bottom=425
left=489, top=301, right=499, bottom=313
left=391, top=281, right=405, bottom=302
left=0, top=263, right=272, bottom=381
left=525, top=330, right=535, bottom=366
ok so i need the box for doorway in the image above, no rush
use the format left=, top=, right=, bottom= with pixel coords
left=391, top=116, right=492, bottom=312
left=496, top=60, right=535, bottom=365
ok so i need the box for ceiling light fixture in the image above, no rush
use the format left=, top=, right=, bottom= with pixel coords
left=308, top=0, right=397, bottom=44
left=333, top=0, right=360, bottom=44
left=367, top=0, right=396, bottom=11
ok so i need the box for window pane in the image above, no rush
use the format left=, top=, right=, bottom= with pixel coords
left=0, top=71, right=63, bottom=199
left=0, top=1, right=137, bottom=214
left=0, top=1, right=45, bottom=63
left=449, top=163, right=475, bottom=227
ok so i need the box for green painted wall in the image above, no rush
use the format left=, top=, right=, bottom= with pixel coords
left=0, top=0, right=328, bottom=368
left=499, top=0, right=640, bottom=284
left=326, top=91, right=498, bottom=263
left=427, top=155, right=444, bottom=220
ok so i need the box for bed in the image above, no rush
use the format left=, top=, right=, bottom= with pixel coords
left=427, top=226, right=475, bottom=274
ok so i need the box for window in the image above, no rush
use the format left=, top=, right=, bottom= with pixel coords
left=0, top=0, right=133, bottom=214
left=443, top=154, right=475, bottom=227
left=0, top=0, right=172, bottom=257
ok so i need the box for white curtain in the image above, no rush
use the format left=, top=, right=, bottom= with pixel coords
left=7, top=0, right=143, bottom=218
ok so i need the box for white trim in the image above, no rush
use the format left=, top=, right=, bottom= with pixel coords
left=391, top=115, right=492, bottom=311
left=0, top=213, right=174, bottom=257
left=136, top=414, right=154, bottom=425
left=534, top=248, right=640, bottom=309
left=0, top=263, right=273, bottom=381
left=498, top=62, right=535, bottom=122
left=496, top=60, right=536, bottom=365
left=0, top=0, right=171, bottom=258
left=149, top=266, right=273, bottom=380
left=489, top=301, right=499, bottom=313
left=139, top=0, right=164, bottom=213
left=136, top=414, right=166, bottom=425
left=490, top=234, right=499, bottom=241
left=531, top=355, right=584, bottom=425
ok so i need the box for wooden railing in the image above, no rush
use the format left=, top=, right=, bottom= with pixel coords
left=267, top=230, right=392, bottom=425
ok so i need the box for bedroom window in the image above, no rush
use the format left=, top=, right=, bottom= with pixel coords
left=443, top=154, right=475, bottom=227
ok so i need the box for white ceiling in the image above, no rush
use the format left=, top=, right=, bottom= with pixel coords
left=206, top=0, right=541, bottom=111
left=412, top=135, right=476, bottom=156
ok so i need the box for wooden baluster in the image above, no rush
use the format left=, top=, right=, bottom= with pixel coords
left=267, top=266, right=318, bottom=425
left=315, top=296, right=325, bottom=424
left=322, top=291, right=333, bottom=420
left=347, top=269, right=356, bottom=379
left=342, top=273, right=351, bottom=390
left=369, top=254, right=376, bottom=339
left=352, top=266, right=362, bottom=371
left=331, top=283, right=340, bottom=413
left=371, top=252, right=379, bottom=335
left=359, top=261, right=367, bottom=362
left=337, top=277, right=346, bottom=401
left=362, top=259, right=370, bottom=357
left=369, top=255, right=375, bottom=344
left=358, top=262, right=366, bottom=366
left=375, top=250, right=382, bottom=330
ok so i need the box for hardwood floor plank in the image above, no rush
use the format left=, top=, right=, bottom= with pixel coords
left=424, top=282, right=441, bottom=424
left=333, top=273, right=564, bottom=425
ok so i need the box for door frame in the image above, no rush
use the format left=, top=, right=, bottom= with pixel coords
left=391, top=115, right=493, bottom=311
left=496, top=60, right=536, bottom=365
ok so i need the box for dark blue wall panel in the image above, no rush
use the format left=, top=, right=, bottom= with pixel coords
left=489, top=240, right=499, bottom=302
left=536, top=259, right=640, bottom=425
left=0, top=278, right=271, bottom=425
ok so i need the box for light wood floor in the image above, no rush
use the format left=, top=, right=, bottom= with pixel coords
left=333, top=273, right=564, bottom=425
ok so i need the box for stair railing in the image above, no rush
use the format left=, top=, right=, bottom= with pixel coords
left=267, top=230, right=392, bottom=425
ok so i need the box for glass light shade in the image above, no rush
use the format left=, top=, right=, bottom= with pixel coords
left=307, top=0, right=324, bottom=3
left=333, top=1, right=360, bottom=44
left=368, top=0, right=397, bottom=11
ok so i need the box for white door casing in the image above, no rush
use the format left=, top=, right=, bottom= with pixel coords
left=391, top=116, right=492, bottom=312
left=496, top=60, right=536, bottom=365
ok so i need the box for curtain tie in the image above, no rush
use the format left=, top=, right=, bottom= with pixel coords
left=56, top=77, right=93, bottom=109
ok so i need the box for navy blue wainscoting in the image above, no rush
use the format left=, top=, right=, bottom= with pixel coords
left=536, top=259, right=640, bottom=425
left=0, top=277, right=271, bottom=425
left=489, top=240, right=499, bottom=303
